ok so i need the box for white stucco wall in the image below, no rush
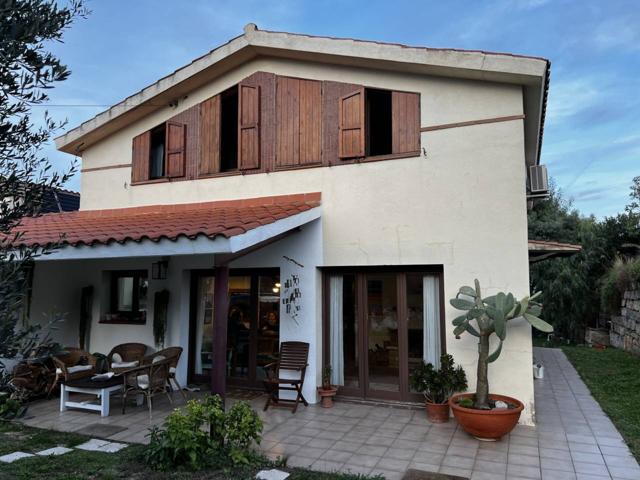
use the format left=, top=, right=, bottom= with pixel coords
left=37, top=56, right=535, bottom=422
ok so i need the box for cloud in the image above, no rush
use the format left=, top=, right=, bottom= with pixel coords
left=546, top=78, right=599, bottom=122
left=592, top=17, right=640, bottom=52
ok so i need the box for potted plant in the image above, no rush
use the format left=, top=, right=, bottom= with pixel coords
left=448, top=279, right=553, bottom=440
left=410, top=353, right=467, bottom=423
left=317, top=365, right=337, bottom=408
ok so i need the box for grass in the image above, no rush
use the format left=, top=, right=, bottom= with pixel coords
left=562, top=345, right=640, bottom=460
left=0, top=422, right=380, bottom=480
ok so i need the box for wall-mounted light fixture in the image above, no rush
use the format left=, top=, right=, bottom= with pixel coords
left=152, top=259, right=169, bottom=280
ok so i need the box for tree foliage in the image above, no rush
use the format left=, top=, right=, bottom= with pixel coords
left=0, top=0, right=87, bottom=362
left=528, top=180, right=640, bottom=342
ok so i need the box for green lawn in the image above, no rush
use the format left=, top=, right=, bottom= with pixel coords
left=0, top=422, right=379, bottom=480
left=562, top=345, right=640, bottom=460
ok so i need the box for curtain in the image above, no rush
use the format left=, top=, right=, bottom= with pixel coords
left=423, top=275, right=441, bottom=369
left=195, top=279, right=206, bottom=374
left=329, top=275, right=344, bottom=386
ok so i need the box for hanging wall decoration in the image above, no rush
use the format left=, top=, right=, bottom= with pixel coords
left=281, top=274, right=302, bottom=324
left=153, top=289, right=170, bottom=348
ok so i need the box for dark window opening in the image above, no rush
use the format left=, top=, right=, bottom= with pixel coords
left=365, top=89, right=392, bottom=157
left=220, top=86, right=239, bottom=171
left=149, top=124, right=166, bottom=179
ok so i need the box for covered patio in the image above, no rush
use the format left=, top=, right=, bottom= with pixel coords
left=16, top=347, right=640, bottom=480
left=14, top=193, right=323, bottom=403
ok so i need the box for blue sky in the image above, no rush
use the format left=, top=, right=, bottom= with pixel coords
left=43, top=0, right=639, bottom=218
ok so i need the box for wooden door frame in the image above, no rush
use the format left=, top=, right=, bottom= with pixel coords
left=188, top=269, right=215, bottom=385
left=187, top=267, right=280, bottom=387
left=321, top=266, right=446, bottom=402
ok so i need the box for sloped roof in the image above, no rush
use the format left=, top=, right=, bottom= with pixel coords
left=54, top=24, right=549, bottom=167
left=4, top=193, right=320, bottom=249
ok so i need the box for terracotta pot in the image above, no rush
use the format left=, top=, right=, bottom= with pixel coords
left=317, top=386, right=338, bottom=408
left=449, top=393, right=524, bottom=441
left=425, top=402, right=450, bottom=423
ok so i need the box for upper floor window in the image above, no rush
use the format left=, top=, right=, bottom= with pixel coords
left=366, top=89, right=392, bottom=156
left=149, top=123, right=166, bottom=179
left=130, top=72, right=420, bottom=185
left=131, top=120, right=186, bottom=183
left=339, top=87, right=420, bottom=160
left=220, top=86, right=239, bottom=171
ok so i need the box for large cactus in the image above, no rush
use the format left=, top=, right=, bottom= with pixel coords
left=450, top=279, right=553, bottom=409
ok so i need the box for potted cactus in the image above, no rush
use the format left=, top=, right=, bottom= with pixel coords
left=410, top=353, right=467, bottom=423
left=317, top=365, right=337, bottom=408
left=448, top=279, right=552, bottom=440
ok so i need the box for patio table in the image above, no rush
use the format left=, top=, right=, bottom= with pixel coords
left=60, top=376, right=123, bottom=417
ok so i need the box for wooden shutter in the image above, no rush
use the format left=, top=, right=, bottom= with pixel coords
left=391, top=91, right=420, bottom=155
left=276, top=77, right=322, bottom=168
left=276, top=77, right=299, bottom=167
left=199, top=95, right=221, bottom=175
left=338, top=88, right=365, bottom=159
left=238, top=83, right=260, bottom=170
left=165, top=121, right=186, bottom=177
left=131, top=131, right=150, bottom=183
left=299, top=79, right=322, bottom=165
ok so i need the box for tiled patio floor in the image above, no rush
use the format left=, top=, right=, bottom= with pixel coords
left=17, top=347, right=640, bottom=479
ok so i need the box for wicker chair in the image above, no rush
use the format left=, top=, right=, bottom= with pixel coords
left=107, top=343, right=147, bottom=373
left=48, top=348, right=97, bottom=397
left=152, top=346, right=187, bottom=401
left=121, top=356, right=173, bottom=417
left=263, top=341, right=309, bottom=413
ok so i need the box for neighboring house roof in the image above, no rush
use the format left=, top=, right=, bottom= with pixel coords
left=41, top=187, right=80, bottom=213
left=5, top=193, right=320, bottom=249
left=528, top=239, right=582, bottom=263
left=54, top=24, right=550, bottom=168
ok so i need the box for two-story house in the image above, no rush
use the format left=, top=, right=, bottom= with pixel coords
left=14, top=25, right=549, bottom=424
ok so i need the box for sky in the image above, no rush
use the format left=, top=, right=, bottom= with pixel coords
left=41, top=0, right=640, bottom=218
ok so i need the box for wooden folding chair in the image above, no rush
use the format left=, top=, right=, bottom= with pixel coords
left=263, top=341, right=309, bottom=414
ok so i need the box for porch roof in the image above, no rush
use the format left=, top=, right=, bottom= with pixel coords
left=4, top=193, right=321, bottom=260
left=528, top=239, right=582, bottom=263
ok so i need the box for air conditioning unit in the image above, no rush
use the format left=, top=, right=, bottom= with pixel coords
left=529, top=165, right=548, bottom=194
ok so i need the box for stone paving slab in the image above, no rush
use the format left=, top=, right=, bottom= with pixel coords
left=36, top=446, right=74, bottom=456
left=0, top=451, right=35, bottom=463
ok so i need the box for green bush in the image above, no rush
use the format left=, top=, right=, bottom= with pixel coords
left=601, top=257, right=640, bottom=314
left=0, top=393, right=25, bottom=419
left=144, top=394, right=263, bottom=471
left=409, top=353, right=468, bottom=404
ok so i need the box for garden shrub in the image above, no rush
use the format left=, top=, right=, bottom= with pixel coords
left=144, top=394, right=263, bottom=471
left=601, top=257, right=640, bottom=314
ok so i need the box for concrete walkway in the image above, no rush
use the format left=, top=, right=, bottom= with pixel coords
left=532, top=347, right=639, bottom=480
left=17, top=347, right=640, bottom=479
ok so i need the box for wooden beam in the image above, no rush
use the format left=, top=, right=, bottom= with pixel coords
left=211, top=265, right=229, bottom=402
left=420, top=114, right=525, bottom=132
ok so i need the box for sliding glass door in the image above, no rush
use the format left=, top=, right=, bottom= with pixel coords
left=326, top=269, right=443, bottom=402
left=189, top=269, right=280, bottom=387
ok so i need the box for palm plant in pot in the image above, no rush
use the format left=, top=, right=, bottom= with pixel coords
left=410, top=353, right=467, bottom=423
left=449, top=279, right=553, bottom=440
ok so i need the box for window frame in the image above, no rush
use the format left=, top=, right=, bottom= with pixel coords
left=102, top=270, right=148, bottom=324
left=148, top=123, right=167, bottom=180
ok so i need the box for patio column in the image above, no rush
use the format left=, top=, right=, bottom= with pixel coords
left=211, top=264, right=229, bottom=403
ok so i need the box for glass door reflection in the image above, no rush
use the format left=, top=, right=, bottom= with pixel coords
left=194, top=276, right=214, bottom=379
left=227, top=276, right=251, bottom=381
left=366, top=273, right=400, bottom=394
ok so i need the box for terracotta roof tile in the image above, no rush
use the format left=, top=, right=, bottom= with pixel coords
left=4, top=193, right=321, bottom=249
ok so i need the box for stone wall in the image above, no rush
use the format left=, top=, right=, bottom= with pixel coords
left=610, top=286, right=640, bottom=355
